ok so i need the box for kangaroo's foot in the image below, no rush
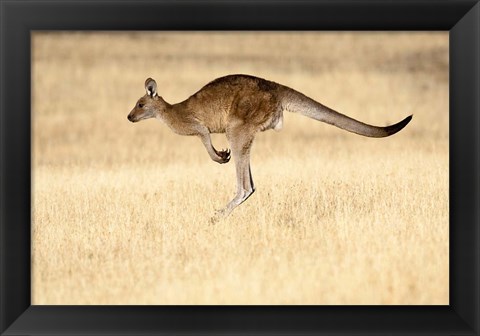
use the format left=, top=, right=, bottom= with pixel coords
left=210, top=187, right=255, bottom=223
left=210, top=207, right=231, bottom=224
left=213, top=148, right=231, bottom=164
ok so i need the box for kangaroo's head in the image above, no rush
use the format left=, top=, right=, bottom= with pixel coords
left=127, top=78, right=168, bottom=123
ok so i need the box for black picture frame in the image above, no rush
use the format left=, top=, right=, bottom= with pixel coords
left=1, top=0, right=479, bottom=335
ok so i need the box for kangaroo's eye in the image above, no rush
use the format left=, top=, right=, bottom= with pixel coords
left=138, top=103, right=144, bottom=108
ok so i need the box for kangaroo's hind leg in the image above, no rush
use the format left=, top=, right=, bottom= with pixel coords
left=212, top=125, right=256, bottom=221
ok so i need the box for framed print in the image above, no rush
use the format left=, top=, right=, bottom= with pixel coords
left=1, top=0, right=479, bottom=335
left=29, top=30, right=446, bottom=306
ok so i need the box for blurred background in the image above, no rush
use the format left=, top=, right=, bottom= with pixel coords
left=32, top=32, right=448, bottom=305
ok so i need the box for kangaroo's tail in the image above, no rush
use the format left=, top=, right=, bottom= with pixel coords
left=281, top=87, right=412, bottom=138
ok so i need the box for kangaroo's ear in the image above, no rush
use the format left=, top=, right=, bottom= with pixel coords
left=145, top=78, right=157, bottom=97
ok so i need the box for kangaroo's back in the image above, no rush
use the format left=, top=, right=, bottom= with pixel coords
left=185, top=75, right=284, bottom=133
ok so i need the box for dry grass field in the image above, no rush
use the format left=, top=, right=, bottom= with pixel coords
left=32, top=32, right=448, bottom=305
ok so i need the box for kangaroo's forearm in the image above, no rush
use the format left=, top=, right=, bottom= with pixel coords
left=198, top=133, right=231, bottom=164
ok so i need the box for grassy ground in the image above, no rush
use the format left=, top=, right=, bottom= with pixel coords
left=32, top=32, right=448, bottom=305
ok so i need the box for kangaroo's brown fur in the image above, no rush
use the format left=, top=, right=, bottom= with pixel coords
left=127, top=74, right=412, bottom=220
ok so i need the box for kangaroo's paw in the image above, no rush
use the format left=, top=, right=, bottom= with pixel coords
left=214, top=149, right=231, bottom=164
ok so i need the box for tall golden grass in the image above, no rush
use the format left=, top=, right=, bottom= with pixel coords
left=32, top=32, right=448, bottom=304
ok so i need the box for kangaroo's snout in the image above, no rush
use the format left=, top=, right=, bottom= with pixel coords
left=127, top=114, right=135, bottom=122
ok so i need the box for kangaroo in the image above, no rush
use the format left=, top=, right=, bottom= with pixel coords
left=127, top=74, right=412, bottom=220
